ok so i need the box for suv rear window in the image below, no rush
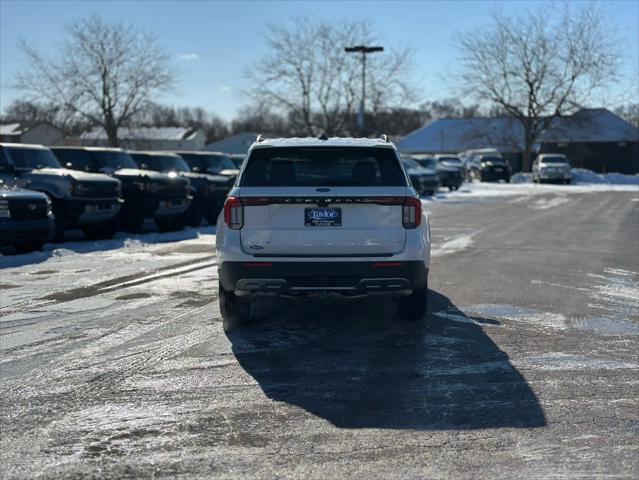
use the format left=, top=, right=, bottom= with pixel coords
left=240, top=147, right=406, bottom=187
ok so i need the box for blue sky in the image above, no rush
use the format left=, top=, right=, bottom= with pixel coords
left=1, top=0, right=637, bottom=120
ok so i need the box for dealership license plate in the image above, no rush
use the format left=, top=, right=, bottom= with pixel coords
left=305, top=207, right=341, bottom=227
left=85, top=204, right=114, bottom=213
left=162, top=200, right=184, bottom=208
left=494, top=168, right=503, bottom=172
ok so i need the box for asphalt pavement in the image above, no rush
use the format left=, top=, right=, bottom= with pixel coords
left=1, top=189, right=638, bottom=479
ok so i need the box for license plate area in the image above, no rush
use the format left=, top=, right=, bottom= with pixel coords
left=305, top=207, right=341, bottom=227
left=162, top=200, right=184, bottom=208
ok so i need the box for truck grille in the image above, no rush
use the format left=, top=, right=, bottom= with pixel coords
left=9, top=199, right=49, bottom=220
left=75, top=182, right=120, bottom=198
left=155, top=179, right=189, bottom=198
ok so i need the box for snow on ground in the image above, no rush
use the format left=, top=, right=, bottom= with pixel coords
left=0, top=226, right=217, bottom=322
left=422, top=172, right=638, bottom=205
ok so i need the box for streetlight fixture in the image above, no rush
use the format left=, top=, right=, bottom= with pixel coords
left=344, top=45, right=384, bottom=134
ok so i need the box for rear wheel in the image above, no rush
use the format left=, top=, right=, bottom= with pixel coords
left=82, top=216, right=119, bottom=240
left=155, top=214, right=187, bottom=232
left=186, top=199, right=203, bottom=227
left=15, top=242, right=44, bottom=253
left=397, top=285, right=428, bottom=321
left=50, top=198, right=66, bottom=243
left=219, top=283, right=251, bottom=333
left=121, top=202, right=145, bottom=232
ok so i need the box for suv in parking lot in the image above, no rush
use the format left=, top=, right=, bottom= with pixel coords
left=0, top=182, right=54, bottom=252
left=216, top=137, right=431, bottom=331
left=470, top=154, right=512, bottom=182
left=51, top=147, right=191, bottom=232
left=0, top=143, right=121, bottom=241
left=532, top=154, right=572, bottom=184
left=129, top=151, right=231, bottom=226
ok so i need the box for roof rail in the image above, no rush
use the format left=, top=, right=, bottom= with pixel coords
left=256, top=134, right=264, bottom=143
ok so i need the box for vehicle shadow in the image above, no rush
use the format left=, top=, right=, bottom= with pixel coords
left=227, top=289, right=546, bottom=430
left=0, top=225, right=215, bottom=269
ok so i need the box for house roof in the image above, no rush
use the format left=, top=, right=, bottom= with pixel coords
left=80, top=127, right=201, bottom=141
left=204, top=132, right=261, bottom=154
left=0, top=121, right=62, bottom=136
left=397, top=109, right=639, bottom=154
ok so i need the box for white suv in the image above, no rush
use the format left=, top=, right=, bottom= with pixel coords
left=215, top=137, right=431, bottom=331
left=532, top=154, right=572, bottom=184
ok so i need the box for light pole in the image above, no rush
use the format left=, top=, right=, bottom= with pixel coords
left=344, top=45, right=383, bottom=134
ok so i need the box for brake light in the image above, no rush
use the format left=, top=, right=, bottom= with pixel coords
left=402, top=197, right=421, bottom=229
left=224, top=196, right=244, bottom=229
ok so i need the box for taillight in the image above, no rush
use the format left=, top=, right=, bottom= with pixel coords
left=402, top=197, right=421, bottom=229
left=224, top=196, right=244, bottom=229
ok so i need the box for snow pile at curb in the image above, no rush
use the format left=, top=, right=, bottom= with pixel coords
left=511, top=168, right=639, bottom=185
left=571, top=169, right=639, bottom=185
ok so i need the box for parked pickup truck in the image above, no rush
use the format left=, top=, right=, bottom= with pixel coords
left=51, top=147, right=191, bottom=232
left=129, top=151, right=232, bottom=226
left=0, top=143, right=122, bottom=241
left=0, top=182, right=54, bottom=252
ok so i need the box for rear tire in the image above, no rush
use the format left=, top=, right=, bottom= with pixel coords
left=82, top=216, right=119, bottom=240
left=219, top=283, right=251, bottom=333
left=15, top=242, right=44, bottom=253
left=121, top=202, right=145, bottom=232
left=186, top=199, right=203, bottom=227
left=50, top=199, right=66, bottom=243
left=155, top=214, right=187, bottom=232
left=397, top=286, right=428, bottom=321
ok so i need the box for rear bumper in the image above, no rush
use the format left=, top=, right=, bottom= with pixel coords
left=219, top=261, right=428, bottom=296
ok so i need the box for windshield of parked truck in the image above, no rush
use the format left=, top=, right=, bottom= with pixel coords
left=131, top=154, right=190, bottom=172
left=90, top=150, right=137, bottom=170
left=51, top=148, right=93, bottom=170
left=179, top=153, right=236, bottom=174
left=4, top=147, right=62, bottom=169
left=241, top=147, right=406, bottom=187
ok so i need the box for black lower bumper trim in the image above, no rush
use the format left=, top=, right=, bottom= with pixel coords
left=219, top=261, right=428, bottom=294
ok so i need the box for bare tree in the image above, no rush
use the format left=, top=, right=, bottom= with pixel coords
left=246, top=17, right=416, bottom=136
left=455, top=3, right=620, bottom=170
left=15, top=15, right=175, bottom=147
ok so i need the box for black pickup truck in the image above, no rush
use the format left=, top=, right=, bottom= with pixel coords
left=129, top=151, right=231, bottom=226
left=51, top=147, right=192, bottom=232
left=0, top=143, right=121, bottom=241
left=0, top=183, right=54, bottom=252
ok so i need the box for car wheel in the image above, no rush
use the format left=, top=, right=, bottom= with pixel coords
left=15, top=242, right=44, bottom=253
left=121, top=202, right=145, bottom=232
left=50, top=198, right=66, bottom=243
left=219, top=283, right=251, bottom=333
left=397, top=285, right=428, bottom=321
left=156, top=214, right=187, bottom=232
left=82, top=216, right=120, bottom=240
left=186, top=199, right=203, bottom=227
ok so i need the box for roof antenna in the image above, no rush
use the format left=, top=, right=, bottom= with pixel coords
left=318, top=133, right=328, bottom=140
left=256, top=134, right=264, bottom=143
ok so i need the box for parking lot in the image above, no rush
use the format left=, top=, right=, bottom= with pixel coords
left=1, top=183, right=638, bottom=479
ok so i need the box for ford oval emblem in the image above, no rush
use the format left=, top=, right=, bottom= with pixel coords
left=249, top=245, right=264, bottom=250
left=316, top=187, right=330, bottom=192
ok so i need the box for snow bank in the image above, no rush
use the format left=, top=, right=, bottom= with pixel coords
left=571, top=169, right=639, bottom=185
left=511, top=168, right=639, bottom=185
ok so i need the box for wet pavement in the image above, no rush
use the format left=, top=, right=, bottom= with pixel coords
left=1, top=189, right=638, bottom=479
